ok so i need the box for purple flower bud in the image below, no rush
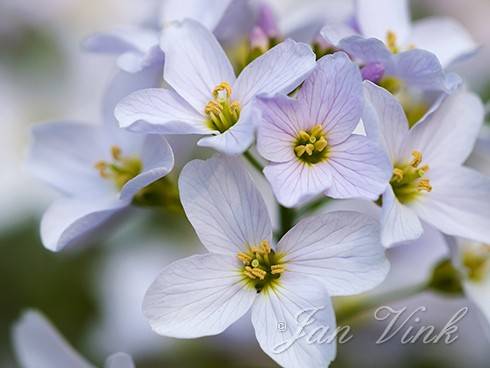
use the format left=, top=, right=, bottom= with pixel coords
left=256, top=2, right=280, bottom=38
left=361, top=62, right=385, bottom=83
left=249, top=26, right=269, bottom=51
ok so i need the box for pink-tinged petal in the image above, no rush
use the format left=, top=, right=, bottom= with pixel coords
left=362, top=81, right=408, bottom=163
left=143, top=254, right=256, bottom=338
left=278, top=211, right=389, bottom=296
left=120, top=135, right=174, bottom=201
left=252, top=274, right=336, bottom=368
left=40, top=197, right=128, bottom=252
left=179, top=156, right=272, bottom=255
left=409, top=17, right=477, bottom=68
left=356, top=0, right=411, bottom=44
left=297, top=52, right=363, bottom=145
left=264, top=160, right=331, bottom=208
left=26, top=122, right=111, bottom=197
left=104, top=353, right=134, bottom=368
left=256, top=94, right=306, bottom=163
left=115, top=88, right=208, bottom=134
left=381, top=186, right=424, bottom=247
left=12, top=310, right=94, bottom=368
left=233, top=39, right=316, bottom=107
left=325, top=135, right=391, bottom=200
left=161, top=19, right=235, bottom=112
left=401, top=89, right=484, bottom=167
left=160, top=0, right=232, bottom=30
left=412, top=166, right=490, bottom=243
left=197, top=105, right=256, bottom=154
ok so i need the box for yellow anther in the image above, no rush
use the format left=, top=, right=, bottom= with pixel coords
left=205, top=100, right=222, bottom=115
left=410, top=150, right=423, bottom=167
left=386, top=30, right=399, bottom=53
left=260, top=240, right=272, bottom=254
left=420, top=164, right=430, bottom=173
left=305, top=144, right=315, bottom=156
left=246, top=266, right=267, bottom=280
left=294, top=145, right=306, bottom=157
left=310, top=124, right=324, bottom=136
left=238, top=252, right=252, bottom=265
left=417, top=179, right=432, bottom=192
left=212, top=82, right=232, bottom=99
left=298, top=130, right=311, bottom=141
left=95, top=161, right=109, bottom=177
left=243, top=269, right=257, bottom=279
left=392, top=168, right=404, bottom=182
left=314, top=137, right=328, bottom=152
left=271, top=264, right=286, bottom=275
left=111, top=145, right=122, bottom=160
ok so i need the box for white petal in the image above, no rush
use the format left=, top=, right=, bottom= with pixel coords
left=115, top=88, right=208, bottom=134
left=278, top=211, right=389, bottom=295
left=161, top=19, right=235, bottom=112
left=464, top=276, right=490, bottom=327
left=325, top=135, right=391, bottom=200
left=412, top=166, right=490, bottom=243
left=40, top=197, right=128, bottom=252
left=356, top=0, right=411, bottom=44
left=233, top=39, right=316, bottom=107
left=143, top=254, right=256, bottom=338
left=252, top=274, right=336, bottom=368
left=197, top=105, right=256, bottom=154
left=362, top=81, right=408, bottom=163
left=264, top=160, right=332, bottom=208
left=401, top=89, right=484, bottom=167
left=320, top=22, right=357, bottom=47
left=120, top=135, right=175, bottom=200
left=409, top=17, right=477, bottom=68
left=179, top=156, right=272, bottom=255
left=381, top=186, right=424, bottom=247
left=160, top=0, right=232, bottom=30
left=12, top=310, right=94, bottom=368
left=104, top=353, right=135, bottom=368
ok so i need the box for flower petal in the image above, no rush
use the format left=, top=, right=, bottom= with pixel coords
left=115, top=88, right=208, bottom=134
left=337, top=35, right=393, bottom=67
left=12, top=310, right=94, bottom=368
left=179, top=156, right=272, bottom=255
left=264, top=160, right=332, bottom=208
left=409, top=17, right=477, bottom=68
left=362, top=81, right=409, bottom=163
left=104, top=353, right=135, bottom=368
left=296, top=52, right=363, bottom=145
left=356, top=0, right=411, bottom=44
left=40, top=197, right=128, bottom=252
left=251, top=274, right=336, bottom=368
left=464, top=276, right=490, bottom=327
left=278, top=211, right=389, bottom=295
left=161, top=19, right=235, bottom=112
left=233, top=39, right=316, bottom=107
left=143, top=254, right=256, bottom=338
left=325, top=135, right=391, bottom=200
left=197, top=105, right=256, bottom=154
left=381, top=186, right=424, bottom=247
left=320, top=22, right=357, bottom=47
left=412, top=166, right=490, bottom=243
left=401, top=89, right=484, bottom=167
left=256, top=94, right=305, bottom=163
left=120, top=135, right=175, bottom=201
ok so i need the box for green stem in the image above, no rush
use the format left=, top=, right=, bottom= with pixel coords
left=243, top=150, right=264, bottom=172
left=336, top=282, right=429, bottom=324
left=279, top=206, right=295, bottom=239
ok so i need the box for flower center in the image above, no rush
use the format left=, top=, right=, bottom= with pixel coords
left=237, top=240, right=285, bottom=293
left=95, top=145, right=142, bottom=190
left=390, top=150, right=432, bottom=204
left=463, top=244, right=490, bottom=283
left=293, top=124, right=329, bottom=165
left=205, top=82, right=241, bottom=133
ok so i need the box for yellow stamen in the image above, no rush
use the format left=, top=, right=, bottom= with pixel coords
left=305, top=144, right=315, bottom=156
left=298, top=130, right=310, bottom=141
left=213, top=82, right=232, bottom=99
left=314, top=137, right=328, bottom=152
left=410, top=150, right=423, bottom=167
left=271, top=264, right=286, bottom=275
left=392, top=168, right=404, bottom=182
left=294, top=145, right=306, bottom=157
left=417, top=179, right=432, bottom=192
left=386, top=30, right=399, bottom=53
left=260, top=240, right=272, bottom=254
left=310, top=124, right=324, bottom=136
left=238, top=252, right=252, bottom=265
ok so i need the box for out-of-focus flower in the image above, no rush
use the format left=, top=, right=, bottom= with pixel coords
left=256, top=52, right=391, bottom=208
left=26, top=117, right=174, bottom=252
left=364, top=82, right=490, bottom=247
left=115, top=20, right=316, bottom=155
left=143, top=156, right=389, bottom=368
left=12, top=310, right=134, bottom=368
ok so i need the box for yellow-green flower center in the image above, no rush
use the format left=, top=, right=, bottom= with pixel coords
left=463, top=244, right=490, bottom=283
left=391, top=150, right=432, bottom=204
left=205, top=82, right=241, bottom=133
left=293, top=124, right=329, bottom=165
left=95, top=146, right=142, bottom=190
left=238, top=240, right=285, bottom=293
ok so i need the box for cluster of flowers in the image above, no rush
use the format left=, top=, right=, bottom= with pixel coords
left=18, top=0, right=490, bottom=367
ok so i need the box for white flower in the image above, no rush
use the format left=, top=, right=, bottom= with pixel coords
left=143, top=156, right=389, bottom=368
left=115, top=19, right=316, bottom=155
left=363, top=82, right=490, bottom=247
left=12, top=310, right=134, bottom=368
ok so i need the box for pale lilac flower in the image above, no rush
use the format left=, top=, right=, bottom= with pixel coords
left=143, top=156, right=389, bottom=368
left=115, top=19, right=316, bottom=155
left=26, top=117, right=174, bottom=252
left=363, top=82, right=490, bottom=247
left=12, top=310, right=135, bottom=368
left=256, top=52, right=391, bottom=208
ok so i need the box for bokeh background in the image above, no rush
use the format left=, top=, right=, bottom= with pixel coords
left=1, top=0, right=490, bottom=367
